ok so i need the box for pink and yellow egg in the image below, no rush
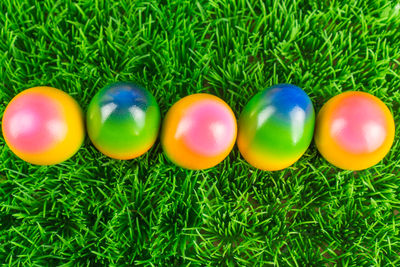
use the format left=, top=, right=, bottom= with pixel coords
left=2, top=86, right=85, bottom=165
left=315, top=91, right=395, bottom=170
left=161, top=94, right=237, bottom=170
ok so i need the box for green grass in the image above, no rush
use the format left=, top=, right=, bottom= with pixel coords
left=0, top=0, right=400, bottom=265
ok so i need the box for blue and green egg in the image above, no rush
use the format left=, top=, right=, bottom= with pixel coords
left=237, top=84, right=315, bottom=170
left=87, top=82, right=161, bottom=159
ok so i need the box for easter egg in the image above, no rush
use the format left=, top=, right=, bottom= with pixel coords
left=161, top=94, right=237, bottom=170
left=315, top=91, right=395, bottom=170
left=2, top=86, right=85, bottom=165
left=86, top=82, right=161, bottom=160
left=237, top=84, right=315, bottom=171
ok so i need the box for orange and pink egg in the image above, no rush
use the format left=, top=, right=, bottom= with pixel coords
left=2, top=87, right=85, bottom=165
left=315, top=91, right=395, bottom=170
left=161, top=94, right=237, bottom=170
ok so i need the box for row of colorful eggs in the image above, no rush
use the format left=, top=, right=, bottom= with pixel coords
left=2, top=83, right=395, bottom=171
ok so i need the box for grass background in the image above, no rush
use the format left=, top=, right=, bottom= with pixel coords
left=0, top=0, right=400, bottom=265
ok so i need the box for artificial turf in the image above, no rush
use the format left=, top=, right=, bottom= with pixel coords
left=0, top=0, right=399, bottom=265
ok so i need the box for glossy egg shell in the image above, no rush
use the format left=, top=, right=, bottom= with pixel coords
left=86, top=82, right=161, bottom=160
left=2, top=86, right=85, bottom=165
left=315, top=91, right=395, bottom=170
left=237, top=84, right=315, bottom=171
left=161, top=94, right=237, bottom=170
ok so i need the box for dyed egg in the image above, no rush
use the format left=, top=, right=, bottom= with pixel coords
left=315, top=91, right=395, bottom=170
left=2, top=86, right=85, bottom=165
left=161, top=94, right=237, bottom=170
left=87, top=82, right=160, bottom=160
left=237, top=84, right=315, bottom=171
